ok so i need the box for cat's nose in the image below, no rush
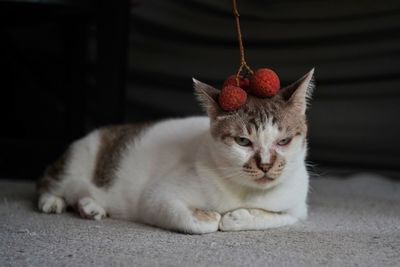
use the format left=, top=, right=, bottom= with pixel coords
left=257, top=162, right=272, bottom=173
left=255, top=151, right=276, bottom=172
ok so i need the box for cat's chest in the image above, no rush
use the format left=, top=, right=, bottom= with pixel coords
left=241, top=194, right=283, bottom=212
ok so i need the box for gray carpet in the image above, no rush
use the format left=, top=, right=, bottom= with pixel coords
left=1, top=174, right=399, bottom=267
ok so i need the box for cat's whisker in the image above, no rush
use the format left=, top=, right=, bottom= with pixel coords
left=199, top=166, right=255, bottom=180
left=220, top=171, right=248, bottom=180
left=200, top=165, right=264, bottom=181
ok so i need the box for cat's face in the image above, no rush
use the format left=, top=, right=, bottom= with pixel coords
left=194, top=69, right=314, bottom=190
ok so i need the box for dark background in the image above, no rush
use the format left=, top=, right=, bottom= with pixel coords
left=1, top=0, right=400, bottom=180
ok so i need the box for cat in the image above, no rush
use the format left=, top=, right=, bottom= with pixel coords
left=37, top=69, right=315, bottom=234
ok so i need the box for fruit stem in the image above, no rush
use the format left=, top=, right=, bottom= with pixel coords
left=232, top=0, right=253, bottom=86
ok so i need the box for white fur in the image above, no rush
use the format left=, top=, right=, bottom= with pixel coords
left=39, top=116, right=309, bottom=234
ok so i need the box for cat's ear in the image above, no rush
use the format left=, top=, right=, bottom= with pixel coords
left=193, top=78, right=221, bottom=119
left=279, top=68, right=315, bottom=115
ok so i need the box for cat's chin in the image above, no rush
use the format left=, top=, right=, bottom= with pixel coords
left=235, top=175, right=279, bottom=190
left=248, top=173, right=282, bottom=189
left=254, top=176, right=275, bottom=185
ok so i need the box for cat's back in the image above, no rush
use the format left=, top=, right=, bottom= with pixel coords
left=139, top=116, right=209, bottom=146
left=91, top=115, right=210, bottom=161
left=91, top=116, right=210, bottom=182
left=119, top=116, right=210, bottom=170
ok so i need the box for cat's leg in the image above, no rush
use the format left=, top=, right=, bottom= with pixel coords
left=219, top=208, right=298, bottom=231
left=37, top=148, right=70, bottom=214
left=38, top=193, right=66, bottom=214
left=139, top=197, right=221, bottom=234
left=37, top=131, right=102, bottom=216
left=77, top=197, right=107, bottom=220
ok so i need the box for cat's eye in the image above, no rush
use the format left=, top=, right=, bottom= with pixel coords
left=277, top=137, right=292, bottom=146
left=234, top=137, right=252, bottom=147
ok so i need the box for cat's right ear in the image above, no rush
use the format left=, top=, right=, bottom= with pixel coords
left=193, top=78, right=221, bottom=119
left=278, top=68, right=315, bottom=115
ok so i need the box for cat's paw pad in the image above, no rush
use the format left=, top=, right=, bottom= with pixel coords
left=219, top=208, right=253, bottom=231
left=77, top=197, right=106, bottom=220
left=38, top=194, right=66, bottom=214
left=189, top=209, right=221, bottom=234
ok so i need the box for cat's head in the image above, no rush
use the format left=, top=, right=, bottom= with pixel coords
left=194, top=69, right=315, bottom=190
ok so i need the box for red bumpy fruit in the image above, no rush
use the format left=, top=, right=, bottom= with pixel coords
left=223, top=75, right=250, bottom=91
left=249, top=68, right=280, bottom=97
left=218, top=85, right=247, bottom=111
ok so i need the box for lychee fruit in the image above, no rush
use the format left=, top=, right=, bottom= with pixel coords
left=218, top=85, right=247, bottom=111
left=223, top=75, right=250, bottom=91
left=249, top=68, right=280, bottom=97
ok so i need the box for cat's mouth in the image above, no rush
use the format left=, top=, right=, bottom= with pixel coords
left=254, top=176, right=275, bottom=184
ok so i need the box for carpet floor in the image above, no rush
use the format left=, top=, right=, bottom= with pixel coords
left=0, top=174, right=399, bottom=267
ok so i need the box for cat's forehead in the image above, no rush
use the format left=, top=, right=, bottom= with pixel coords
left=238, top=96, right=285, bottom=132
left=212, top=95, right=306, bottom=139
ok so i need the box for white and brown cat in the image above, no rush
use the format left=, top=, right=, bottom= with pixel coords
left=37, top=69, right=315, bottom=234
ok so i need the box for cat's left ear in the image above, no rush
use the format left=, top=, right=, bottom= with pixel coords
left=193, top=78, right=221, bottom=119
left=279, top=68, right=315, bottom=115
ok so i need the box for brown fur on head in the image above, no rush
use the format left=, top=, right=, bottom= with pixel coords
left=193, top=69, right=315, bottom=189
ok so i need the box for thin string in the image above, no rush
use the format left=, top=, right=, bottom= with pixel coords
left=232, top=0, right=253, bottom=86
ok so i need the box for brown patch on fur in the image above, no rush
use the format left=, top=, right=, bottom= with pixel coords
left=37, top=148, right=71, bottom=194
left=196, top=73, right=313, bottom=141
left=266, top=156, right=287, bottom=179
left=192, top=209, right=219, bottom=222
left=278, top=106, right=308, bottom=139
left=93, top=123, right=151, bottom=188
left=210, top=95, right=290, bottom=140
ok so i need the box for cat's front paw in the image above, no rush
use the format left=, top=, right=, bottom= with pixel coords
left=77, top=197, right=107, bottom=220
left=38, top=193, right=66, bottom=214
left=189, top=209, right=221, bottom=234
left=219, top=208, right=253, bottom=232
